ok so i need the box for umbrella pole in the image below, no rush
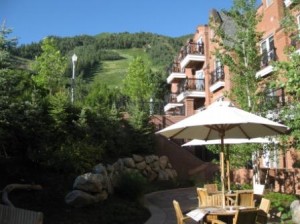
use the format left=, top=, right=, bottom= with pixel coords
left=220, top=135, right=225, bottom=208
left=226, top=145, right=231, bottom=192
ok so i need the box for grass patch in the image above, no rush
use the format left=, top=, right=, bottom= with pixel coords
left=93, top=48, right=156, bottom=88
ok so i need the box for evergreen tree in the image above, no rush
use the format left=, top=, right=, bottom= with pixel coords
left=0, top=21, right=17, bottom=69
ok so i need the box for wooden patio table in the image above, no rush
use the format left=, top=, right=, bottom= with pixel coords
left=187, top=205, right=254, bottom=224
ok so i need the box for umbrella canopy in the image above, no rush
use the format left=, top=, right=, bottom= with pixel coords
left=156, top=101, right=288, bottom=140
left=181, top=137, right=278, bottom=147
left=156, top=101, right=289, bottom=207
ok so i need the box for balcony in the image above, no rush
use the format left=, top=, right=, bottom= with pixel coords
left=167, top=62, right=185, bottom=84
left=177, top=78, right=206, bottom=102
left=164, top=93, right=184, bottom=112
left=257, top=88, right=285, bottom=121
left=256, top=49, right=277, bottom=78
left=179, top=42, right=205, bottom=69
left=291, top=34, right=300, bottom=54
left=209, top=68, right=225, bottom=92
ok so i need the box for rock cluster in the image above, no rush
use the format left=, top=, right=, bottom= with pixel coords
left=290, top=200, right=300, bottom=224
left=65, top=154, right=177, bottom=207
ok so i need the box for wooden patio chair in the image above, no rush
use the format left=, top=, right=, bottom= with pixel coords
left=256, top=198, right=271, bottom=224
left=211, top=193, right=223, bottom=207
left=211, top=208, right=258, bottom=224
left=204, top=184, right=218, bottom=194
left=196, top=188, right=211, bottom=207
left=259, top=198, right=271, bottom=213
left=197, top=188, right=223, bottom=207
left=172, top=200, right=192, bottom=224
left=237, top=191, right=254, bottom=207
left=0, top=204, right=43, bottom=224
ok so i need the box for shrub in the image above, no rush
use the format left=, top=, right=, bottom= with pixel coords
left=114, top=171, right=147, bottom=200
left=44, top=142, right=103, bottom=174
left=264, top=192, right=298, bottom=222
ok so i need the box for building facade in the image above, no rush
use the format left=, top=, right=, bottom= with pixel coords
left=154, top=0, right=300, bottom=192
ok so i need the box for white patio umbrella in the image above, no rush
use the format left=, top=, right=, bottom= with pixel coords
left=181, top=137, right=276, bottom=147
left=156, top=101, right=289, bottom=207
left=182, top=137, right=278, bottom=191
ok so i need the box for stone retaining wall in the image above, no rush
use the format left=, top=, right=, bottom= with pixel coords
left=65, top=154, right=177, bottom=207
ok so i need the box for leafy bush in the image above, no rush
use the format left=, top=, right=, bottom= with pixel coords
left=264, top=192, right=298, bottom=222
left=44, top=142, right=103, bottom=174
left=115, top=171, right=147, bottom=200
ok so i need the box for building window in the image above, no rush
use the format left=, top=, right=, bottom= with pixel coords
left=266, top=0, right=273, bottom=7
left=195, top=70, right=204, bottom=91
left=215, top=59, right=223, bottom=79
left=260, top=35, right=275, bottom=67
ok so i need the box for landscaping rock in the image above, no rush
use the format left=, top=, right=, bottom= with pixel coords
left=67, top=154, right=178, bottom=206
left=65, top=190, right=102, bottom=208
left=73, top=173, right=104, bottom=193
left=291, top=200, right=300, bottom=224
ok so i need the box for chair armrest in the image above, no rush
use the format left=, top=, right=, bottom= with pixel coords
left=182, top=216, right=191, bottom=222
left=226, top=196, right=237, bottom=206
left=211, top=220, right=226, bottom=224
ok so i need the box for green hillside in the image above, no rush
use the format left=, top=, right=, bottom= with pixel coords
left=94, top=48, right=151, bottom=88
left=13, top=32, right=193, bottom=89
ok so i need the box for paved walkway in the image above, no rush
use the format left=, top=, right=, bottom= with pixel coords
left=144, top=187, right=280, bottom=224
left=144, top=187, right=198, bottom=224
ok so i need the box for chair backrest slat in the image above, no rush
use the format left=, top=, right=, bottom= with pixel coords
left=173, top=200, right=184, bottom=224
left=0, top=204, right=43, bottom=224
left=259, top=198, right=271, bottom=213
left=197, top=188, right=209, bottom=206
left=237, top=191, right=254, bottom=207
left=234, top=208, right=258, bottom=224
left=211, top=194, right=223, bottom=207
left=204, top=184, right=218, bottom=194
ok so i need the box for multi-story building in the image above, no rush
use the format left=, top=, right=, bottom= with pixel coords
left=163, top=11, right=232, bottom=119
left=154, top=0, right=300, bottom=192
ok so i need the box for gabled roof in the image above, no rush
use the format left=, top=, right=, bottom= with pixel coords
left=210, top=9, right=237, bottom=47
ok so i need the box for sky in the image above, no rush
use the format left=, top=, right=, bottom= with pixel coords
left=1, top=0, right=235, bottom=45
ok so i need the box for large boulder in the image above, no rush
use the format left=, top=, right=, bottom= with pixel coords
left=158, top=170, right=169, bottom=181
left=122, top=158, right=135, bottom=168
left=136, top=161, right=147, bottom=170
left=291, top=200, right=300, bottom=224
left=92, top=163, right=107, bottom=175
left=132, top=154, right=144, bottom=163
left=159, top=156, right=169, bottom=169
left=145, top=155, right=156, bottom=164
left=73, top=173, right=104, bottom=193
left=65, top=190, right=108, bottom=208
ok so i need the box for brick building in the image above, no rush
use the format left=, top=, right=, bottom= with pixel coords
left=154, top=0, right=300, bottom=193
